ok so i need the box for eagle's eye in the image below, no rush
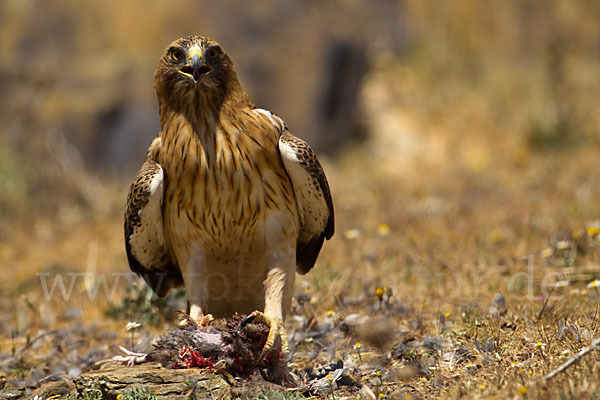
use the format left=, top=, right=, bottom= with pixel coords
left=205, top=47, right=220, bottom=61
left=169, top=47, right=184, bottom=63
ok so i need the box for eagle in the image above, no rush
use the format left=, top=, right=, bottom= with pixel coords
left=124, top=35, right=334, bottom=355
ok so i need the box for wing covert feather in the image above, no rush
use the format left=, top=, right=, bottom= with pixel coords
left=278, top=130, right=334, bottom=274
left=124, top=157, right=182, bottom=296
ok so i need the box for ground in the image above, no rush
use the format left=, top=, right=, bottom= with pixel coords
left=2, top=109, right=600, bottom=398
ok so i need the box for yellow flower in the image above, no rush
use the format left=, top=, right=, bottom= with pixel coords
left=326, top=374, right=333, bottom=381
left=585, top=221, right=600, bottom=236
left=489, top=229, right=504, bottom=244
left=518, top=385, right=528, bottom=395
left=587, top=279, right=600, bottom=289
left=513, top=146, right=530, bottom=166
left=327, top=309, right=335, bottom=317
left=587, top=226, right=600, bottom=236
left=378, top=224, right=391, bottom=237
left=479, top=384, right=485, bottom=389
left=542, top=248, right=553, bottom=258
left=117, top=395, right=123, bottom=400
left=375, top=286, right=386, bottom=299
left=536, top=341, right=545, bottom=349
left=572, top=230, right=581, bottom=240
left=376, top=370, right=382, bottom=377
left=354, top=342, right=362, bottom=350
left=444, top=311, right=451, bottom=318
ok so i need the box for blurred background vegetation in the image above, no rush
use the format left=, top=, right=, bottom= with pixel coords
left=1, top=0, right=599, bottom=220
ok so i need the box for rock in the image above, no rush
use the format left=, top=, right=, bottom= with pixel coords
left=355, top=316, right=396, bottom=351
left=488, top=294, right=507, bottom=316
left=71, top=364, right=294, bottom=399
left=61, top=308, right=82, bottom=320
left=31, top=379, right=75, bottom=399
left=0, top=389, right=24, bottom=399
left=74, top=364, right=229, bottom=399
left=7, top=364, right=296, bottom=399
left=340, top=313, right=370, bottom=334
left=68, top=367, right=82, bottom=378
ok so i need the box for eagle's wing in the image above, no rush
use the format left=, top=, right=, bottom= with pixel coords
left=124, top=156, right=182, bottom=297
left=278, top=130, right=335, bottom=274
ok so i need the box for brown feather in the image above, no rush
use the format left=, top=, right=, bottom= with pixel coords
left=125, top=35, right=334, bottom=322
left=124, top=156, right=182, bottom=297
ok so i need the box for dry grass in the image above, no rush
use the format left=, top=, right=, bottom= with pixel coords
left=3, top=122, right=600, bottom=398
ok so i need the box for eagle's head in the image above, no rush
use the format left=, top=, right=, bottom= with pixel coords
left=154, top=36, right=243, bottom=121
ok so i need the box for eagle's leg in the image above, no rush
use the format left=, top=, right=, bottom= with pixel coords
left=247, top=263, right=294, bottom=358
left=188, top=304, right=214, bottom=326
left=180, top=256, right=213, bottom=327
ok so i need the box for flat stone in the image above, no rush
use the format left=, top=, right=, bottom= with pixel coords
left=31, top=379, right=75, bottom=399
left=73, top=364, right=229, bottom=399
left=0, top=389, right=24, bottom=399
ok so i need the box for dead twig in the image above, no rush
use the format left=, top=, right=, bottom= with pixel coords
left=536, top=285, right=555, bottom=323
left=541, top=336, right=600, bottom=381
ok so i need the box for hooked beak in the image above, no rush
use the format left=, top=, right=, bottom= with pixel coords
left=178, top=48, right=211, bottom=84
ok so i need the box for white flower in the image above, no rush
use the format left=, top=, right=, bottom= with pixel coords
left=535, top=341, right=546, bottom=350
left=344, top=229, right=361, bottom=240
left=587, top=279, right=600, bottom=289
left=126, top=321, right=141, bottom=331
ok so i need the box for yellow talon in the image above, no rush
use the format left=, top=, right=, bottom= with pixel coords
left=243, top=311, right=289, bottom=358
left=177, top=310, right=214, bottom=327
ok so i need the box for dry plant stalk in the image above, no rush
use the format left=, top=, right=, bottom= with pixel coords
left=542, top=336, right=600, bottom=381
